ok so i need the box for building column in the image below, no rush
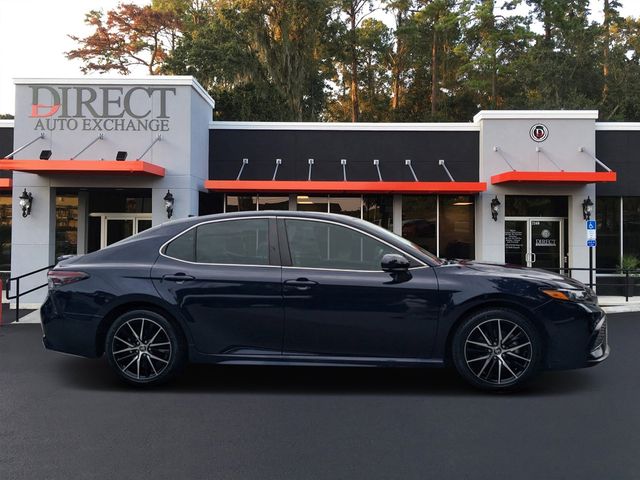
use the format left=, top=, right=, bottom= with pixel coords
left=76, top=190, right=89, bottom=255
left=10, top=184, right=56, bottom=306
left=475, top=191, right=505, bottom=263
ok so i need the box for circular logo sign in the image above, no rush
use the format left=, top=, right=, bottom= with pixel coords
left=530, top=124, right=549, bottom=142
left=541, top=229, right=551, bottom=239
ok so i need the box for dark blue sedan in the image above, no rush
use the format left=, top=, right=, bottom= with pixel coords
left=41, top=211, right=609, bottom=390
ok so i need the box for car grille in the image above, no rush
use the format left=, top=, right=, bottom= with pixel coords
left=591, top=319, right=607, bottom=353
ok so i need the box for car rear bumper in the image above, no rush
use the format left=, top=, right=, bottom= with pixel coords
left=41, top=296, right=101, bottom=358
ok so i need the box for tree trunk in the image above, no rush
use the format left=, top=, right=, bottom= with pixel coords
left=431, top=26, right=438, bottom=117
left=350, top=5, right=359, bottom=122
left=602, top=0, right=610, bottom=104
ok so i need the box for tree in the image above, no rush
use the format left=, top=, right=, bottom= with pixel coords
left=67, top=3, right=181, bottom=74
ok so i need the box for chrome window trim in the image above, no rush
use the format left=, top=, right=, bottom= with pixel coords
left=158, top=216, right=276, bottom=267
left=282, top=265, right=430, bottom=273
left=279, top=215, right=428, bottom=269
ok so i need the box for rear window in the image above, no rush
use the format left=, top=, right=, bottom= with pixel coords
left=163, top=219, right=269, bottom=265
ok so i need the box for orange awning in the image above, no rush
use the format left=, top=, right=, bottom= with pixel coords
left=491, top=171, right=616, bottom=185
left=205, top=180, right=487, bottom=194
left=0, top=160, right=165, bottom=177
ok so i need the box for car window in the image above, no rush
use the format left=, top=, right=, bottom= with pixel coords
left=285, top=219, right=400, bottom=271
left=164, top=219, right=269, bottom=265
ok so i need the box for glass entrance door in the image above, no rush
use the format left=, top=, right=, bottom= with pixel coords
left=505, top=218, right=565, bottom=271
left=530, top=220, right=562, bottom=270
left=90, top=213, right=153, bottom=249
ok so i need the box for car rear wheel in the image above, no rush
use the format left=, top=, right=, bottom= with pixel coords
left=105, top=309, right=185, bottom=386
left=451, top=308, right=542, bottom=391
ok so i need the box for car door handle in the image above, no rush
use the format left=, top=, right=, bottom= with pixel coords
left=284, top=278, right=318, bottom=290
left=162, top=273, right=195, bottom=283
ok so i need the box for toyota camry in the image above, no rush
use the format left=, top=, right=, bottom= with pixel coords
left=41, top=211, right=609, bottom=391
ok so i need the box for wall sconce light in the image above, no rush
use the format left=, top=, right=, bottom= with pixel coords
left=19, top=189, right=33, bottom=218
left=116, top=151, right=128, bottom=161
left=582, top=196, right=594, bottom=220
left=490, top=195, right=501, bottom=221
left=39, top=150, right=52, bottom=160
left=164, top=190, right=174, bottom=219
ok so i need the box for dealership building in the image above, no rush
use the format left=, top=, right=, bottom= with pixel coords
left=0, top=76, right=637, bottom=304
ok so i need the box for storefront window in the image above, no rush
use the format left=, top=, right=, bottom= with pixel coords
left=440, top=195, right=475, bottom=259
left=402, top=196, right=437, bottom=253
left=329, top=196, right=361, bottom=218
left=596, top=197, right=620, bottom=269
left=0, top=194, right=11, bottom=271
left=55, top=195, right=78, bottom=260
left=363, top=195, right=393, bottom=231
left=623, top=197, right=640, bottom=262
left=297, top=195, right=328, bottom=212
left=226, top=195, right=257, bottom=212
left=258, top=196, right=289, bottom=210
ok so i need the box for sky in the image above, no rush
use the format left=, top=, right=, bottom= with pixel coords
left=1, top=0, right=640, bottom=115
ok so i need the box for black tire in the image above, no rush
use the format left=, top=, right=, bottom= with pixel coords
left=451, top=308, right=542, bottom=391
left=105, top=309, right=186, bottom=387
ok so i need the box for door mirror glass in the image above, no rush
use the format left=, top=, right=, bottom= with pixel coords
left=381, top=253, right=410, bottom=272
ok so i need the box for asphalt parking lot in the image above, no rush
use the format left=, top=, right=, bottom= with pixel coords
left=0, top=313, right=638, bottom=480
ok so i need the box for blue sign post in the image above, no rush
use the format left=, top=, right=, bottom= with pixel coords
left=586, top=221, right=597, bottom=288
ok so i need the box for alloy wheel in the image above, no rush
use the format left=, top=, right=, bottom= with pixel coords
left=464, top=318, right=533, bottom=385
left=111, top=317, right=172, bottom=381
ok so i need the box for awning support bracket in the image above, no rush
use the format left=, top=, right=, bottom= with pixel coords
left=341, top=159, right=347, bottom=181
left=71, top=134, right=104, bottom=160
left=272, top=158, right=282, bottom=181
left=579, top=147, right=613, bottom=172
left=536, top=146, right=564, bottom=171
left=405, top=159, right=418, bottom=182
left=4, top=133, right=45, bottom=159
left=438, top=159, right=455, bottom=182
left=236, top=158, right=248, bottom=180
left=493, top=146, right=516, bottom=171
left=373, top=159, right=383, bottom=181
left=136, top=134, right=162, bottom=160
left=307, top=158, right=314, bottom=181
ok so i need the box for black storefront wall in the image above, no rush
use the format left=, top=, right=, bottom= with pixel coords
left=209, top=129, right=480, bottom=182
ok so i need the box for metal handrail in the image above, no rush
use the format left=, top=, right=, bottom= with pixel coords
left=535, top=266, right=640, bottom=303
left=5, top=264, right=54, bottom=322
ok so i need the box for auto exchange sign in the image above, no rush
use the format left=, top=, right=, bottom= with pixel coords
left=28, top=85, right=176, bottom=132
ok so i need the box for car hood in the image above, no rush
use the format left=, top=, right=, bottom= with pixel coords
left=439, top=260, right=588, bottom=290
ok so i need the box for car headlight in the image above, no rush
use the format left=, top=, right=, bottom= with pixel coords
left=541, top=288, right=590, bottom=302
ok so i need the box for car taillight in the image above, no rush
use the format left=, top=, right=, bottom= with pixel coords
left=47, top=270, right=89, bottom=289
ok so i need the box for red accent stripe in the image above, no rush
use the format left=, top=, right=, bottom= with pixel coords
left=204, top=180, right=487, bottom=194
left=491, top=171, right=617, bottom=184
left=0, top=178, right=11, bottom=190
left=0, top=160, right=165, bottom=177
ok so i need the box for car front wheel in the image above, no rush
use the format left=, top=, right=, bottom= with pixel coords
left=105, top=309, right=185, bottom=386
left=451, top=308, right=542, bottom=391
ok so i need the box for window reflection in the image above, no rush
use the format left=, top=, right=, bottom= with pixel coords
left=597, top=197, right=620, bottom=269
left=258, top=196, right=288, bottom=210
left=297, top=195, right=328, bottom=212
left=402, top=196, right=437, bottom=253
left=440, top=195, right=475, bottom=259
left=329, top=196, right=361, bottom=217
left=363, top=195, right=393, bottom=231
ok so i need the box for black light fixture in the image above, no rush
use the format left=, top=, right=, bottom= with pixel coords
left=490, top=195, right=501, bottom=221
left=19, top=189, right=33, bottom=218
left=116, top=151, right=127, bottom=161
left=164, top=190, right=174, bottom=219
left=39, top=150, right=52, bottom=160
left=582, top=196, right=594, bottom=220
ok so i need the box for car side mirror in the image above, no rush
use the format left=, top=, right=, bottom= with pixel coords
left=381, top=253, right=410, bottom=273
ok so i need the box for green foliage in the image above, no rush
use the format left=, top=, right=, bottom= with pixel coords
left=67, top=0, right=640, bottom=122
